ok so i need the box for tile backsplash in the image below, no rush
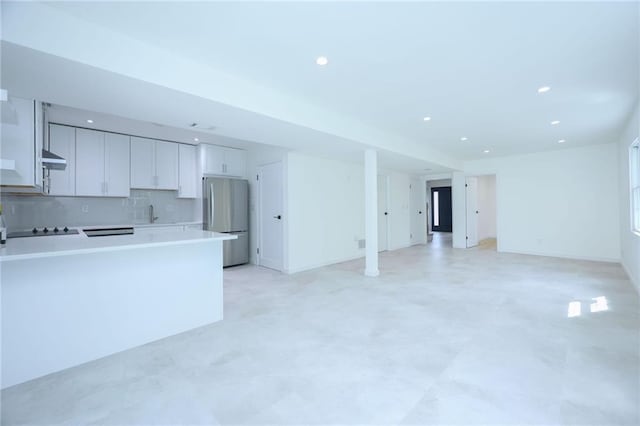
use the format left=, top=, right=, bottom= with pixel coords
left=0, top=190, right=198, bottom=230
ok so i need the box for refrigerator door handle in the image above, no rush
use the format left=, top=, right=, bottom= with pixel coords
left=209, top=182, right=215, bottom=228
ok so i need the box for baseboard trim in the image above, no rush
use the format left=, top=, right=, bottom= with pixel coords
left=285, top=252, right=365, bottom=274
left=497, top=248, right=620, bottom=264
left=621, top=260, right=640, bottom=295
left=284, top=243, right=418, bottom=274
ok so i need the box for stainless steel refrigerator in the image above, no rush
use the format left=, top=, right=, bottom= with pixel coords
left=203, top=176, right=249, bottom=267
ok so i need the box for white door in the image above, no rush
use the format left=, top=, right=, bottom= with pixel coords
left=466, top=176, right=479, bottom=248
left=104, top=133, right=130, bottom=197
left=377, top=175, right=388, bottom=252
left=75, top=128, right=105, bottom=196
left=258, top=161, right=283, bottom=271
left=410, top=178, right=426, bottom=245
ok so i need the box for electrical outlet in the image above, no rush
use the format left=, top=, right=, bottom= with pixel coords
left=358, top=239, right=366, bottom=249
left=82, top=205, right=89, bottom=213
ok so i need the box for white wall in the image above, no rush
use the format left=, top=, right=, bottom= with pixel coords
left=284, top=153, right=414, bottom=273
left=464, top=143, right=620, bottom=262
left=618, top=102, right=640, bottom=293
left=477, top=175, right=497, bottom=241
left=285, top=153, right=366, bottom=273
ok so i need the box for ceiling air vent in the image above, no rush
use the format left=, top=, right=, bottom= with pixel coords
left=189, top=122, right=216, bottom=131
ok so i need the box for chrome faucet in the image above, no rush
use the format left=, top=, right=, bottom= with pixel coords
left=149, top=204, right=159, bottom=224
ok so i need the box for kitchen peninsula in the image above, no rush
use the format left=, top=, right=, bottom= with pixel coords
left=0, top=229, right=235, bottom=388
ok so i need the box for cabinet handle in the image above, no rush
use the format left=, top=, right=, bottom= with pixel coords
left=105, top=182, right=108, bottom=194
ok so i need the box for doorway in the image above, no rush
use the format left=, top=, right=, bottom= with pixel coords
left=431, top=187, right=452, bottom=232
left=258, top=161, right=283, bottom=271
left=465, top=174, right=497, bottom=250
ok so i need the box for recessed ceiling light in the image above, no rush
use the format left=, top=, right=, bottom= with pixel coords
left=423, top=116, right=431, bottom=121
left=460, top=137, right=468, bottom=141
left=483, top=150, right=490, bottom=153
left=538, top=86, right=551, bottom=93
left=194, top=138, right=199, bottom=142
left=551, top=120, right=560, bottom=125
left=558, top=139, right=566, bottom=143
left=316, top=56, right=328, bottom=66
left=86, top=119, right=94, bottom=124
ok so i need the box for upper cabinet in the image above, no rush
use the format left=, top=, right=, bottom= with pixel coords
left=178, top=144, right=197, bottom=198
left=130, top=137, right=178, bottom=190
left=47, top=124, right=76, bottom=196
left=75, top=129, right=130, bottom=197
left=0, top=97, right=43, bottom=189
left=200, top=144, right=246, bottom=177
left=104, top=133, right=131, bottom=197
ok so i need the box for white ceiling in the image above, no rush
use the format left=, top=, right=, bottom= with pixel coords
left=46, top=1, right=639, bottom=159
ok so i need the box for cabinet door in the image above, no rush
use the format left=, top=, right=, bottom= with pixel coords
left=48, top=124, right=76, bottom=196
left=223, top=147, right=246, bottom=177
left=75, top=129, right=105, bottom=196
left=104, top=133, right=130, bottom=197
left=202, top=144, right=225, bottom=175
left=155, top=141, right=178, bottom=190
left=178, top=144, right=197, bottom=198
left=130, top=137, right=155, bottom=189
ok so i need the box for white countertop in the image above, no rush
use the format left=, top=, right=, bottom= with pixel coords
left=131, top=221, right=203, bottom=229
left=0, top=229, right=236, bottom=262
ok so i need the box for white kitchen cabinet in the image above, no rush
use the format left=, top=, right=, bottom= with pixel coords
left=75, top=129, right=104, bottom=196
left=130, top=137, right=178, bottom=190
left=75, top=129, right=130, bottom=197
left=155, top=141, right=178, bottom=190
left=0, top=97, right=43, bottom=190
left=200, top=144, right=246, bottom=177
left=223, top=147, right=246, bottom=177
left=47, top=124, right=76, bottom=196
left=178, top=144, right=197, bottom=198
left=104, top=133, right=131, bottom=197
left=130, top=137, right=154, bottom=188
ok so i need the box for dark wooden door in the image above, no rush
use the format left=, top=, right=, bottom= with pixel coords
left=431, top=187, right=452, bottom=232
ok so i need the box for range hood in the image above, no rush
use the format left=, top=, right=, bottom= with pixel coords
left=42, top=149, right=66, bottom=170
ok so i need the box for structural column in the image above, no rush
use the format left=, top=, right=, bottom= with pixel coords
left=364, top=149, right=379, bottom=277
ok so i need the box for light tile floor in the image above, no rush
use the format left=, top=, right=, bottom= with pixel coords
left=2, top=240, right=639, bottom=425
